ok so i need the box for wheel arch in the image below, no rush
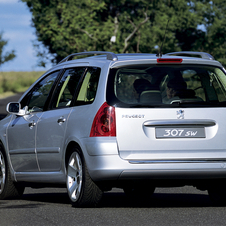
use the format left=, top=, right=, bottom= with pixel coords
left=0, top=140, right=6, bottom=153
left=65, top=141, right=83, bottom=167
left=64, top=140, right=103, bottom=207
left=63, top=138, right=96, bottom=181
left=0, top=139, right=16, bottom=182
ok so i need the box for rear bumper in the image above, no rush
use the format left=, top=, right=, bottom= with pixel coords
left=86, top=155, right=226, bottom=181
left=82, top=137, right=226, bottom=181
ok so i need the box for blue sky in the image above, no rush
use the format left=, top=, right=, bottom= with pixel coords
left=0, top=0, right=51, bottom=71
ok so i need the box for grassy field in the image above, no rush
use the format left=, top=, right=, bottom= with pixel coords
left=0, top=71, right=45, bottom=99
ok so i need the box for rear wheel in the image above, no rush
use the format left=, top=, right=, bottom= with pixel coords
left=66, top=146, right=103, bottom=207
left=0, top=145, right=24, bottom=199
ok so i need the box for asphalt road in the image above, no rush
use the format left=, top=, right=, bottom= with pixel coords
left=1, top=94, right=226, bottom=225
left=1, top=186, right=226, bottom=226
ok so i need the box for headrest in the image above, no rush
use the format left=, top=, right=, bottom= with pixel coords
left=140, top=90, right=162, bottom=104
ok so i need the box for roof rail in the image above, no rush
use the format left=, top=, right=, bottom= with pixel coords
left=58, top=51, right=118, bottom=64
left=165, top=51, right=215, bottom=60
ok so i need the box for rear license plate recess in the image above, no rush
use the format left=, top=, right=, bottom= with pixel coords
left=155, top=127, right=205, bottom=138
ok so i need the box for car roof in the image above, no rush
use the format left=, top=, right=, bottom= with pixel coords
left=48, top=51, right=224, bottom=72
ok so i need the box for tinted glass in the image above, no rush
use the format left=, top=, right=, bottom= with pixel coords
left=50, top=67, right=86, bottom=109
left=75, top=67, right=101, bottom=105
left=26, top=71, right=59, bottom=112
left=107, top=65, right=226, bottom=107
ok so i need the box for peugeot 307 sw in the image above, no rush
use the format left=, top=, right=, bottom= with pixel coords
left=1, top=51, right=226, bottom=206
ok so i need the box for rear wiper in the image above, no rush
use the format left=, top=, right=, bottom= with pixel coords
left=170, top=100, right=204, bottom=104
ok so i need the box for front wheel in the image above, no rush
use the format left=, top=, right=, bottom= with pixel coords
left=66, top=146, right=103, bottom=207
left=0, top=145, right=24, bottom=200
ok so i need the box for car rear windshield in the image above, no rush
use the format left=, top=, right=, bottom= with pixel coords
left=106, top=64, right=226, bottom=108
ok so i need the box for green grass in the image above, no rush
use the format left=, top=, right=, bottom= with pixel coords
left=0, top=71, right=45, bottom=98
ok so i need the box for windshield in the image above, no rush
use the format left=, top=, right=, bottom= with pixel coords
left=106, top=64, right=226, bottom=108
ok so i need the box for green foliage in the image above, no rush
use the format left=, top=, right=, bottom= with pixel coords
left=0, top=32, right=16, bottom=67
left=0, top=71, right=44, bottom=95
left=21, top=0, right=226, bottom=67
left=202, top=0, right=226, bottom=66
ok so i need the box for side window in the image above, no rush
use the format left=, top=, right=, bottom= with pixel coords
left=22, top=71, right=59, bottom=112
left=75, top=67, right=101, bottom=105
left=49, top=67, right=86, bottom=109
left=213, top=68, right=226, bottom=102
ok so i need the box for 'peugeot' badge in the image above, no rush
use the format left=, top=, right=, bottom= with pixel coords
left=177, top=110, right=184, bottom=119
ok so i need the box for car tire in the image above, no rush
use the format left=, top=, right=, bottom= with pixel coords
left=66, top=146, right=103, bottom=207
left=0, top=144, right=24, bottom=200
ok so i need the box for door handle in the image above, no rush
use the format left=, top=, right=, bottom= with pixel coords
left=28, top=121, right=36, bottom=129
left=57, top=117, right=66, bottom=124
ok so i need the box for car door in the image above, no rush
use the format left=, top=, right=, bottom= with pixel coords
left=36, top=67, right=87, bottom=171
left=7, top=71, right=60, bottom=172
left=7, top=113, right=41, bottom=172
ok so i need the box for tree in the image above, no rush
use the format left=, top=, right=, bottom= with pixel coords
left=200, top=0, right=226, bottom=66
left=0, top=32, right=16, bottom=67
left=21, top=0, right=218, bottom=66
left=22, top=0, right=107, bottom=66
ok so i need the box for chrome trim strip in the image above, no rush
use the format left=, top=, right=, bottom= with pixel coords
left=129, top=159, right=226, bottom=164
left=144, top=119, right=216, bottom=127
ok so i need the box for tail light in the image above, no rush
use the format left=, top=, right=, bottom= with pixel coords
left=90, top=102, right=116, bottom=137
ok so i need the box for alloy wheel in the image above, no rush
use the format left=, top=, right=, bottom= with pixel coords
left=67, top=152, right=83, bottom=202
left=0, top=152, right=6, bottom=194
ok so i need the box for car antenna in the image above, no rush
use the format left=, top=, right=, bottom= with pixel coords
left=156, top=19, right=170, bottom=58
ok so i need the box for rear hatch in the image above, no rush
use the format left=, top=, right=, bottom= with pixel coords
left=107, top=61, right=226, bottom=161
left=115, top=107, right=222, bottom=161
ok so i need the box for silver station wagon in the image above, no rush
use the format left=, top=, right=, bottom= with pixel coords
left=1, top=51, right=226, bottom=207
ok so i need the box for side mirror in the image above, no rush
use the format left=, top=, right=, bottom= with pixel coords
left=6, top=102, right=28, bottom=116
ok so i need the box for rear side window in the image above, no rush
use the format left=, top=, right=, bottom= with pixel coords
left=49, top=67, right=86, bottom=109
left=75, top=67, right=101, bottom=105
left=107, top=65, right=226, bottom=108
